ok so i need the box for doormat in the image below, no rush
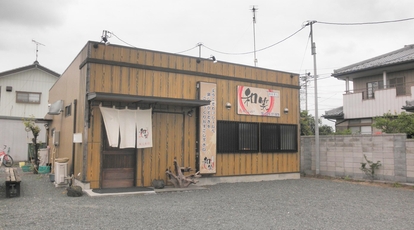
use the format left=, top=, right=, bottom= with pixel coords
left=92, top=187, right=154, bottom=194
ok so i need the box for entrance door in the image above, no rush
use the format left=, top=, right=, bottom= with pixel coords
left=101, top=127, right=136, bottom=188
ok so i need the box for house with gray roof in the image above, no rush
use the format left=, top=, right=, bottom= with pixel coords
left=323, top=44, right=414, bottom=134
left=0, top=61, right=59, bottom=161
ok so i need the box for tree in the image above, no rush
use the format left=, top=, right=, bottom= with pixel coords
left=372, top=111, right=414, bottom=137
left=300, top=110, right=315, bottom=135
left=319, top=124, right=334, bottom=135
left=23, top=116, right=41, bottom=174
left=301, top=110, right=335, bottom=135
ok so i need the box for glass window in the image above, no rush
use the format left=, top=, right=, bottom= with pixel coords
left=217, top=121, right=238, bottom=153
left=238, top=123, right=258, bottom=151
left=65, top=104, right=72, bottom=117
left=366, top=81, right=383, bottom=99
left=217, top=121, right=298, bottom=153
left=261, top=124, right=279, bottom=152
left=350, top=126, right=360, bottom=134
left=389, top=77, right=406, bottom=96
left=361, top=126, right=372, bottom=135
left=280, top=125, right=297, bottom=151
left=16, top=91, right=41, bottom=104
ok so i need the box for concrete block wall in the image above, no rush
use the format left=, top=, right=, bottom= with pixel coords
left=406, top=140, right=414, bottom=183
left=301, top=134, right=412, bottom=183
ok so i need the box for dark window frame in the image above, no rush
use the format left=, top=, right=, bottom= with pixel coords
left=16, top=91, right=41, bottom=104
left=365, top=81, right=383, bottom=99
left=389, top=77, right=406, bottom=96
left=65, top=104, right=72, bottom=117
left=217, top=121, right=259, bottom=153
left=217, top=121, right=298, bottom=153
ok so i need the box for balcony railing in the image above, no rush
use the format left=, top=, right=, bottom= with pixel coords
left=347, top=83, right=412, bottom=100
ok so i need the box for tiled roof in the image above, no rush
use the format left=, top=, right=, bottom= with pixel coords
left=0, top=61, right=60, bottom=78
left=333, top=44, right=414, bottom=75
left=402, top=100, right=414, bottom=112
left=322, top=106, right=343, bottom=118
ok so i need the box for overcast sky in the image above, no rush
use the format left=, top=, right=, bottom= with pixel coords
left=1, top=0, right=413, bottom=127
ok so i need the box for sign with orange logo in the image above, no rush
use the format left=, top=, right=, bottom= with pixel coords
left=237, top=86, right=280, bottom=117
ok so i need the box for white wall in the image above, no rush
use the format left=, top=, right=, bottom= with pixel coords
left=343, top=86, right=414, bottom=119
left=0, top=119, right=47, bottom=162
left=0, top=68, right=57, bottom=118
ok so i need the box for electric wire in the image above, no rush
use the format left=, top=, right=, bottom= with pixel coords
left=110, top=32, right=138, bottom=48
left=201, top=25, right=307, bottom=55
left=175, top=45, right=199, bottom=54
left=317, top=17, right=414, bottom=26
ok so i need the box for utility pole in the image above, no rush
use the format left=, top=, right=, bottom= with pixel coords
left=301, top=72, right=311, bottom=111
left=251, top=6, right=258, bottom=66
left=197, top=42, right=202, bottom=58
left=309, top=21, right=320, bottom=175
left=32, top=39, right=45, bottom=62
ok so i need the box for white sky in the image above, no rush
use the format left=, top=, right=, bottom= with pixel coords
left=1, top=0, right=414, bottom=127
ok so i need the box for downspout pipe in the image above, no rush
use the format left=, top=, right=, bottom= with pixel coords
left=71, top=99, right=77, bottom=176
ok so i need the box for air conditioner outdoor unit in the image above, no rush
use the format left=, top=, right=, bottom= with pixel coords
left=55, top=162, right=68, bottom=185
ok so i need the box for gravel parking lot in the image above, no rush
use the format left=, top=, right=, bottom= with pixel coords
left=1, top=168, right=414, bottom=230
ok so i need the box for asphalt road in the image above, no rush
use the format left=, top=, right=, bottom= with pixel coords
left=1, top=168, right=414, bottom=230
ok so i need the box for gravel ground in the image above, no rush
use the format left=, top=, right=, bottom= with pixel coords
left=1, top=168, right=414, bottom=230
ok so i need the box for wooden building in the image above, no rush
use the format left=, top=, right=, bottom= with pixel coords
left=47, top=41, right=300, bottom=189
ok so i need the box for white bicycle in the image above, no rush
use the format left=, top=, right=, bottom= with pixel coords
left=0, top=145, right=13, bottom=167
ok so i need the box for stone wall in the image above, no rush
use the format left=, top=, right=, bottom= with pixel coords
left=301, top=134, right=414, bottom=183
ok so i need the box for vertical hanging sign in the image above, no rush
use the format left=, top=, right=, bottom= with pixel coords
left=199, top=82, right=216, bottom=174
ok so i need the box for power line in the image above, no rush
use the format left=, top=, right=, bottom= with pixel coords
left=316, top=17, right=414, bottom=26
left=201, top=25, right=307, bottom=55
left=110, top=32, right=137, bottom=48
left=175, top=45, right=199, bottom=54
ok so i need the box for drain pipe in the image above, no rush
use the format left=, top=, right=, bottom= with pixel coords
left=71, top=99, right=77, bottom=176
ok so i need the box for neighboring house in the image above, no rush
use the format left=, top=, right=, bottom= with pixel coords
left=0, top=61, right=60, bottom=162
left=323, top=44, right=414, bottom=134
left=47, top=41, right=301, bottom=189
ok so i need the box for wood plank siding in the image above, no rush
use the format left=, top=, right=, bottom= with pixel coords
left=50, top=41, right=300, bottom=189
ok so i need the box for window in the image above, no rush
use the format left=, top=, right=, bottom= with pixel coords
left=261, top=124, right=297, bottom=152
left=65, top=104, right=72, bottom=117
left=366, top=81, right=383, bottom=99
left=238, top=123, right=258, bottom=151
left=217, top=121, right=258, bottom=153
left=350, top=127, right=360, bottom=134
left=261, top=124, right=279, bottom=152
left=217, top=121, right=298, bottom=153
left=389, top=77, right=405, bottom=96
left=280, top=125, right=297, bottom=151
left=16, top=91, right=41, bottom=104
left=361, top=126, right=372, bottom=135
left=217, top=121, right=238, bottom=153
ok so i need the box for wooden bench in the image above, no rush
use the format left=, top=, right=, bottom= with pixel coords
left=5, top=168, right=21, bottom=198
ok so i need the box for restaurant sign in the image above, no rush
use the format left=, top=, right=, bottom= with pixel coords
left=237, top=86, right=280, bottom=117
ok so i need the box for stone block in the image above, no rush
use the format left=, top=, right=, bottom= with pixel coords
left=327, top=166, right=336, bottom=172
left=381, top=169, right=394, bottom=176
left=382, top=158, right=394, bottom=165
left=406, top=171, right=414, bottom=178
left=394, top=176, right=407, bottom=183
left=383, top=152, right=394, bottom=159
left=344, top=157, right=353, bottom=163
left=406, top=153, right=414, bottom=159
left=327, top=161, right=335, bottom=167
left=394, top=170, right=406, bottom=177
left=383, top=164, right=394, bottom=170
left=406, top=165, right=414, bottom=172
left=344, top=162, right=353, bottom=168
left=406, top=177, right=414, bottom=183
left=394, top=159, right=406, bottom=167
left=335, top=161, right=344, bottom=167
